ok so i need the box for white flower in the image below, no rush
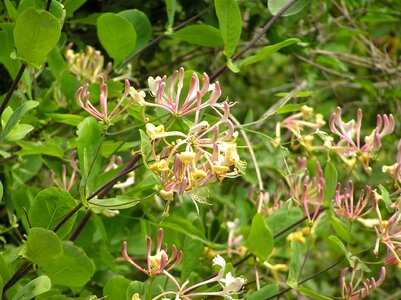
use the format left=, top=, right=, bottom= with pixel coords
left=220, top=272, right=246, bottom=294
left=212, top=254, right=226, bottom=279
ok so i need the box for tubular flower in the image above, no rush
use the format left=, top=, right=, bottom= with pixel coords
left=76, top=76, right=144, bottom=124
left=122, top=228, right=183, bottom=277
left=382, top=139, right=401, bottom=188
left=374, top=211, right=401, bottom=267
left=147, top=102, right=246, bottom=202
left=329, top=107, right=395, bottom=170
left=136, top=67, right=222, bottom=117
left=334, top=181, right=376, bottom=222
left=284, top=157, right=324, bottom=223
left=274, top=105, right=325, bottom=147
left=65, top=45, right=112, bottom=82
left=339, top=260, right=386, bottom=300
left=50, top=151, right=78, bottom=192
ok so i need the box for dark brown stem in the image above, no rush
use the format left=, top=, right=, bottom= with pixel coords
left=0, top=64, right=26, bottom=119
left=52, top=202, right=84, bottom=233
left=69, top=210, right=92, bottom=241
left=2, top=261, right=33, bottom=300
left=265, top=258, right=344, bottom=300
left=210, top=0, right=300, bottom=81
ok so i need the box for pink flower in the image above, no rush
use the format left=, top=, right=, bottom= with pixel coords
left=334, top=181, right=376, bottom=222
left=138, top=67, right=221, bottom=117
left=122, top=228, right=183, bottom=277
left=76, top=76, right=142, bottom=123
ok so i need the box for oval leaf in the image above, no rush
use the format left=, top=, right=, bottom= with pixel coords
left=215, top=0, right=242, bottom=58
left=268, top=0, right=309, bottom=16
left=29, top=188, right=77, bottom=239
left=172, top=24, right=223, bottom=47
left=11, top=275, right=51, bottom=300
left=97, top=13, right=137, bottom=66
left=45, top=241, right=95, bottom=288
left=13, top=8, right=61, bottom=68
left=118, top=9, right=152, bottom=51
left=246, top=213, right=274, bottom=261
left=19, top=228, right=63, bottom=268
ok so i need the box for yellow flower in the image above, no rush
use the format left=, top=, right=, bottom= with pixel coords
left=146, top=123, right=165, bottom=140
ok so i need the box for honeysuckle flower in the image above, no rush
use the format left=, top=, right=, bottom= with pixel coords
left=334, top=181, right=376, bottom=222
left=339, top=260, right=386, bottom=300
left=50, top=151, right=78, bottom=192
left=284, top=158, right=324, bottom=223
left=76, top=76, right=141, bottom=124
left=382, top=139, right=401, bottom=187
left=151, top=254, right=246, bottom=300
left=138, top=67, right=222, bottom=117
left=374, top=211, right=401, bottom=267
left=147, top=102, right=245, bottom=203
left=65, top=45, right=112, bottom=82
left=122, top=228, right=183, bottom=277
left=329, top=107, right=395, bottom=170
left=274, top=105, right=325, bottom=146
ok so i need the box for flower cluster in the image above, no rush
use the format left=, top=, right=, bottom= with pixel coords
left=374, top=211, right=401, bottom=267
left=137, top=67, right=221, bottom=117
left=122, top=228, right=183, bottom=277
left=142, top=69, right=245, bottom=204
left=283, top=157, right=324, bottom=223
left=153, top=254, right=246, bottom=300
left=339, top=259, right=386, bottom=300
left=328, top=107, right=394, bottom=170
left=76, top=76, right=144, bottom=124
left=65, top=45, right=112, bottom=82
left=334, top=181, right=376, bottom=222
left=274, top=105, right=325, bottom=148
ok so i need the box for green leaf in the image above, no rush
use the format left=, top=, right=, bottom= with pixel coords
left=297, top=287, right=333, bottom=300
left=181, top=238, right=204, bottom=280
left=327, top=210, right=350, bottom=243
left=239, top=38, right=300, bottom=67
left=268, top=0, right=309, bottom=16
left=265, top=207, right=303, bottom=244
left=215, top=0, right=242, bottom=58
left=0, top=101, right=38, bottom=142
left=47, top=47, right=68, bottom=80
left=276, top=103, right=308, bottom=114
left=328, top=236, right=370, bottom=272
left=16, top=141, right=64, bottom=158
left=97, top=13, right=137, bottom=66
left=13, top=8, right=61, bottom=68
left=172, top=25, right=223, bottom=47
left=103, top=277, right=131, bottom=300
left=323, top=162, right=338, bottom=205
left=247, top=284, right=279, bottom=300
left=286, top=238, right=301, bottom=289
left=29, top=188, right=77, bottom=239
left=47, top=113, right=84, bottom=126
left=77, top=117, right=102, bottom=196
left=90, top=195, right=139, bottom=210
left=165, top=0, right=176, bottom=32
left=275, top=91, right=315, bottom=97
left=378, top=185, right=392, bottom=211
left=45, top=241, right=95, bottom=288
left=11, top=275, right=51, bottom=300
left=118, top=9, right=152, bottom=51
left=126, top=281, right=145, bottom=300
left=0, top=181, right=3, bottom=202
left=246, top=213, right=274, bottom=261
left=64, top=0, right=87, bottom=17
left=161, top=215, right=209, bottom=244
left=0, top=23, right=21, bottom=78
left=19, top=228, right=63, bottom=268
left=4, top=0, right=17, bottom=21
